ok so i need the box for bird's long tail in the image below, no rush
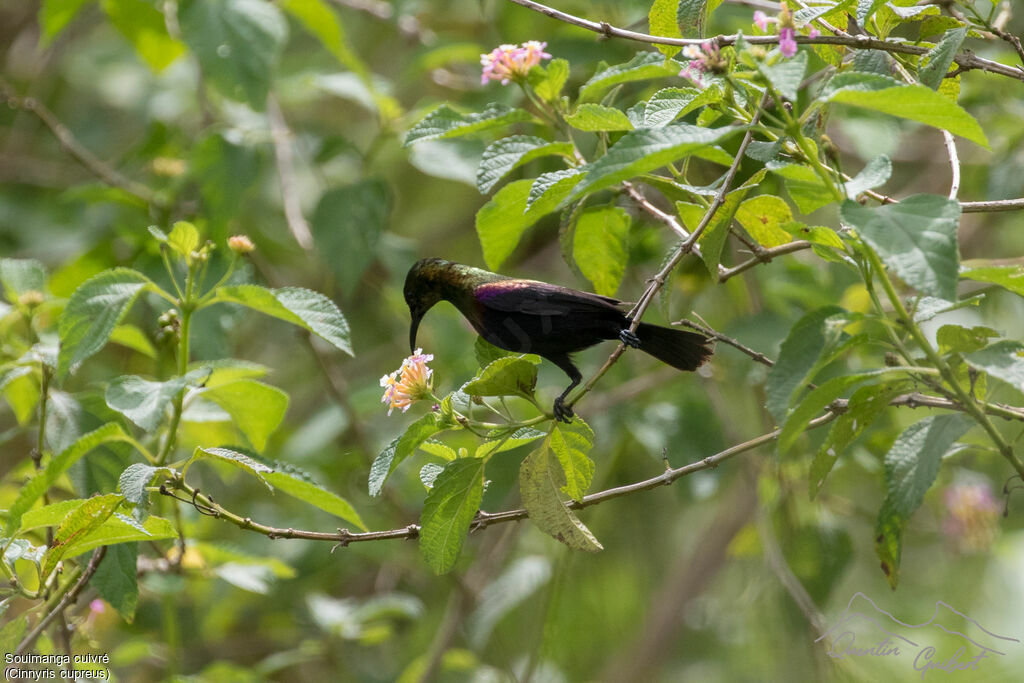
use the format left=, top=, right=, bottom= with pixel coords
left=634, top=322, right=713, bottom=371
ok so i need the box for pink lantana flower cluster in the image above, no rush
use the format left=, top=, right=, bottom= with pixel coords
left=481, top=41, right=552, bottom=85
left=380, top=348, right=435, bottom=415
left=942, top=481, right=1001, bottom=553
left=679, top=41, right=726, bottom=88
left=753, top=3, right=819, bottom=59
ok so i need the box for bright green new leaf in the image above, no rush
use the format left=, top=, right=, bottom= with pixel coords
left=404, top=103, right=533, bottom=146
left=463, top=355, right=540, bottom=398
left=530, top=59, right=570, bottom=102
left=548, top=420, right=595, bottom=502
left=109, top=325, right=157, bottom=359
left=419, top=459, right=486, bottom=574
left=519, top=443, right=603, bottom=552
left=102, top=0, right=186, bottom=71
left=573, top=206, right=630, bottom=296
left=179, top=0, right=288, bottom=109
left=58, top=268, right=157, bottom=377
left=167, top=221, right=200, bottom=260
left=476, top=136, right=574, bottom=194
left=649, top=0, right=683, bottom=58
left=841, top=195, right=961, bottom=301
left=213, top=285, right=353, bottom=355
left=369, top=413, right=444, bottom=496
left=200, top=380, right=289, bottom=451
left=960, top=265, right=1024, bottom=297
left=565, top=104, right=634, bottom=132
left=63, top=513, right=177, bottom=559
left=191, top=446, right=273, bottom=487
left=936, top=324, right=998, bottom=355
left=735, top=195, right=795, bottom=248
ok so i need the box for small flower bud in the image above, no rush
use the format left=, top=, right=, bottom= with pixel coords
left=18, top=290, right=45, bottom=308
left=228, top=235, right=255, bottom=254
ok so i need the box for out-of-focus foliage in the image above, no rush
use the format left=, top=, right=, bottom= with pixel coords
left=2, top=0, right=1024, bottom=680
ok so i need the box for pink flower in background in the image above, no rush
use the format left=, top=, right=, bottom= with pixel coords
left=754, top=11, right=771, bottom=31
left=943, top=481, right=1001, bottom=553
left=752, top=4, right=818, bottom=59
left=381, top=348, right=435, bottom=415
left=679, top=41, right=721, bottom=88
left=779, top=27, right=798, bottom=58
left=481, top=41, right=552, bottom=85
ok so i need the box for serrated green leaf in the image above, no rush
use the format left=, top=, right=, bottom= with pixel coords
left=874, top=414, right=972, bottom=588
left=919, top=27, right=967, bottom=90
left=4, top=423, right=135, bottom=537
left=844, top=155, right=892, bottom=198
left=102, top=0, right=185, bottom=71
left=936, top=324, right=998, bottom=355
left=573, top=206, right=630, bottom=296
left=167, top=221, right=200, bottom=259
left=312, top=179, right=391, bottom=296
left=765, top=306, right=850, bottom=425
left=58, top=268, right=157, bottom=376
left=63, top=514, right=176, bottom=559
left=964, top=340, right=1024, bottom=392
left=200, top=380, right=289, bottom=451
left=179, top=0, right=288, bottom=109
left=42, top=493, right=124, bottom=579
left=519, top=444, right=602, bottom=552
left=735, top=195, right=795, bottom=248
left=419, top=458, right=486, bottom=574
left=578, top=52, right=681, bottom=102
left=475, top=177, right=578, bottom=270
left=532, top=58, right=569, bottom=101
left=475, top=428, right=547, bottom=458
left=191, top=446, right=273, bottom=487
left=420, top=440, right=458, bottom=461
left=548, top=420, right=595, bottom=502
left=476, top=136, right=574, bottom=194
left=643, top=85, right=722, bottom=127
left=571, top=125, right=742, bottom=200
left=264, top=469, right=365, bottom=530
left=474, top=336, right=513, bottom=369
left=565, top=104, right=634, bottom=132
left=106, top=375, right=189, bottom=432
left=526, top=169, right=584, bottom=211
left=404, top=103, right=532, bottom=146
left=463, top=355, right=539, bottom=397
left=841, top=195, right=961, bottom=300
left=369, top=413, right=443, bottom=496
left=960, top=265, right=1024, bottom=297
left=769, top=162, right=833, bottom=214
left=212, top=285, right=353, bottom=355
left=856, top=0, right=888, bottom=24
left=420, top=462, right=445, bottom=488
left=678, top=0, right=712, bottom=36
left=0, top=258, right=47, bottom=303
left=92, top=543, right=139, bottom=622
left=649, top=0, right=683, bottom=58
left=760, top=51, right=807, bottom=102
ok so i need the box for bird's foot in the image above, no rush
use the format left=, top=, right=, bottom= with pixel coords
left=552, top=397, right=574, bottom=423
left=619, top=328, right=641, bottom=348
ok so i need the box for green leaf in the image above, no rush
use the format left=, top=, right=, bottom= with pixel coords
left=58, top=268, right=157, bottom=376
left=811, top=380, right=910, bottom=498
left=264, top=468, right=366, bottom=530
left=191, top=446, right=273, bottom=487
left=475, top=428, right=547, bottom=458
left=765, top=306, right=849, bottom=425
left=2, top=368, right=39, bottom=426
left=960, top=265, right=1024, bottom=297
left=548, top=420, right=595, bottom=502
left=519, top=444, right=602, bottom=552
left=530, top=58, right=569, bottom=101
left=0, top=258, right=47, bottom=303
left=4, top=423, right=134, bottom=537
left=578, top=52, right=681, bottom=102
left=676, top=168, right=766, bottom=275
left=167, top=221, right=200, bottom=259
left=369, top=413, right=443, bottom=496
left=571, top=124, right=742, bottom=200
left=109, top=324, right=157, bottom=359
left=841, top=195, right=961, bottom=300
left=824, top=77, right=988, bottom=147
left=213, top=285, right=353, bottom=355
left=39, top=0, right=93, bottom=44
left=649, top=0, right=683, bottom=58
left=404, top=103, right=532, bottom=146
left=420, top=440, right=458, bottom=461
left=42, top=493, right=124, bottom=579
left=419, top=458, right=486, bottom=574
left=643, top=85, right=722, bottom=127
left=117, top=463, right=173, bottom=522
left=0, top=615, right=27, bottom=657
left=572, top=206, right=630, bottom=296
left=200, top=380, right=289, bottom=451
left=282, top=0, right=367, bottom=77
left=844, top=154, right=892, bottom=198
left=964, top=340, right=1024, bottom=393
left=526, top=169, right=584, bottom=211
left=474, top=336, right=513, bottom=369
left=92, top=543, right=139, bottom=622
left=919, top=27, right=967, bottom=89
left=856, top=0, right=887, bottom=24
left=312, top=179, right=391, bottom=296
left=565, top=104, right=634, bottom=132
left=106, top=375, right=189, bottom=432
left=760, top=51, right=808, bottom=102
left=476, top=136, right=574, bottom=194
left=179, top=0, right=288, bottom=109
left=678, top=0, right=713, bottom=36
left=102, top=0, right=186, bottom=71
left=475, top=178, right=578, bottom=270
left=63, top=513, right=176, bottom=559
left=191, top=359, right=269, bottom=387
left=735, top=195, right=796, bottom=248
left=874, top=414, right=972, bottom=588
left=463, top=356, right=539, bottom=397
left=769, top=162, right=833, bottom=214
left=936, top=324, right=998, bottom=355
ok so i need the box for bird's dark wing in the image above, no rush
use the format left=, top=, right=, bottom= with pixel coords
left=474, top=280, right=624, bottom=316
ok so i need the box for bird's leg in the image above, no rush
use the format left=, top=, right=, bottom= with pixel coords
left=619, top=320, right=641, bottom=348
left=548, top=354, right=582, bottom=423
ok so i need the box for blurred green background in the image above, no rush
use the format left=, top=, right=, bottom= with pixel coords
left=2, top=0, right=1023, bottom=680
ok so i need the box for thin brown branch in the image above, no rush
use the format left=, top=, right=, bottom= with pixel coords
left=16, top=547, right=108, bottom=655
left=504, top=0, right=1024, bottom=81
left=943, top=130, right=961, bottom=200
left=719, top=241, right=814, bottom=281
left=267, top=95, right=315, bottom=251
left=961, top=198, right=1024, bottom=213
left=0, top=77, right=165, bottom=209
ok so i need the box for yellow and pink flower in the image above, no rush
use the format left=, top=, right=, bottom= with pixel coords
left=381, top=348, right=435, bottom=415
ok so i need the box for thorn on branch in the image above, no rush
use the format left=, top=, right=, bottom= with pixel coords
left=331, top=528, right=354, bottom=552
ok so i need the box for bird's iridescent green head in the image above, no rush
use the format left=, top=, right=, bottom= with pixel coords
left=404, top=258, right=451, bottom=353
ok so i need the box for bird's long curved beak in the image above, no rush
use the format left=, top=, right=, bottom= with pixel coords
left=409, top=313, right=421, bottom=354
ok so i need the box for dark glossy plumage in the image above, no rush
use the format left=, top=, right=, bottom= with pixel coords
left=404, top=258, right=711, bottom=421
